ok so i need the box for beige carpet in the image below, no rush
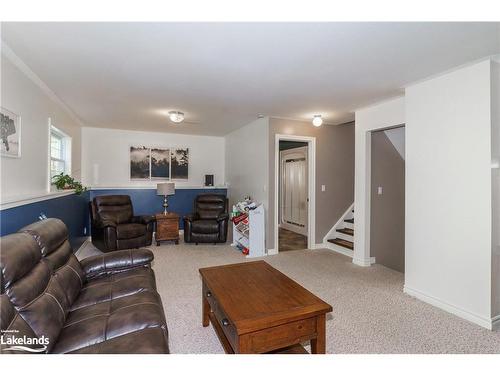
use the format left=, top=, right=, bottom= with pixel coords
left=77, top=241, right=500, bottom=354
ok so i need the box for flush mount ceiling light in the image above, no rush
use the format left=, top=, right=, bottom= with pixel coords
left=312, top=115, right=323, bottom=127
left=168, top=111, right=185, bottom=123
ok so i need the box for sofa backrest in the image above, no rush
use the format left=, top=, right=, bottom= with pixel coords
left=92, top=195, right=134, bottom=224
left=21, top=219, right=85, bottom=307
left=195, top=194, right=227, bottom=219
left=0, top=219, right=84, bottom=353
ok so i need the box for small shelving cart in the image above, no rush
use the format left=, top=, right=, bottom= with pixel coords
left=231, top=204, right=265, bottom=258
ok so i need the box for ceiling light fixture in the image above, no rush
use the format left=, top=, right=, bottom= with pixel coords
left=312, top=115, right=323, bottom=127
left=168, top=111, right=185, bottom=123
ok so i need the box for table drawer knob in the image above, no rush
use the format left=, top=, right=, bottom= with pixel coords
left=206, top=291, right=212, bottom=297
left=221, top=318, right=229, bottom=326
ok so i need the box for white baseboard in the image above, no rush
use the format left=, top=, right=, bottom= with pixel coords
left=268, top=243, right=324, bottom=254
left=404, top=285, right=495, bottom=330
left=74, top=237, right=91, bottom=257
left=312, top=243, right=325, bottom=250
left=352, top=256, right=376, bottom=267
left=267, top=248, right=278, bottom=255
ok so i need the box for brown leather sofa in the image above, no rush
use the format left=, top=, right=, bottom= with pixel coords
left=0, top=218, right=169, bottom=354
left=89, top=195, right=154, bottom=252
left=183, top=194, right=229, bottom=244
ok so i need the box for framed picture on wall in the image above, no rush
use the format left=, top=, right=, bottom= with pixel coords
left=130, top=146, right=150, bottom=179
left=129, top=146, right=188, bottom=180
left=1, top=107, right=21, bottom=158
left=171, top=148, right=189, bottom=180
left=151, top=148, right=170, bottom=179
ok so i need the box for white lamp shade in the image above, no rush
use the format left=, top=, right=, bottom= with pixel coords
left=157, top=182, right=175, bottom=196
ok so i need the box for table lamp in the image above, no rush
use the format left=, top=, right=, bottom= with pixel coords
left=157, top=182, right=175, bottom=215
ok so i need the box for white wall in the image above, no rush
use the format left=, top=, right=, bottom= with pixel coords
left=1, top=45, right=82, bottom=202
left=491, top=60, right=500, bottom=320
left=81, top=127, right=225, bottom=188
left=225, top=117, right=269, bottom=216
left=354, top=97, right=406, bottom=266
left=405, top=60, right=493, bottom=328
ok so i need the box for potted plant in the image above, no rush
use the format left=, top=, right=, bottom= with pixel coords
left=52, top=173, right=87, bottom=195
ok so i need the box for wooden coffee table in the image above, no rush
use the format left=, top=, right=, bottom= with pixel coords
left=199, top=261, right=332, bottom=354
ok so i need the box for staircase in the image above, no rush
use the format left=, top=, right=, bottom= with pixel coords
left=323, top=204, right=355, bottom=257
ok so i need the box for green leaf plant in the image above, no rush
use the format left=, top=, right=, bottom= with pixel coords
left=51, top=173, right=87, bottom=195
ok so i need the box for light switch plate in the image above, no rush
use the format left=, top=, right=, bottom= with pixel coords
left=321, top=185, right=326, bottom=192
left=378, top=186, right=383, bottom=195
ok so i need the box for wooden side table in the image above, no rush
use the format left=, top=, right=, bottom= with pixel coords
left=155, top=212, right=179, bottom=245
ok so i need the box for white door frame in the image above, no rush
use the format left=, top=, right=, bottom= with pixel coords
left=355, top=123, right=405, bottom=266
left=274, top=134, right=316, bottom=252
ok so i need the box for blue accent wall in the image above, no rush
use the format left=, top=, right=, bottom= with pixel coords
left=90, top=188, right=227, bottom=230
left=0, top=191, right=91, bottom=249
left=0, top=188, right=227, bottom=249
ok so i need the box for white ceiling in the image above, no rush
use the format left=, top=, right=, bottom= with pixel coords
left=2, top=22, right=499, bottom=136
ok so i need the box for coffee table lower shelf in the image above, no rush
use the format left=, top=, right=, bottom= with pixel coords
left=208, top=312, right=308, bottom=354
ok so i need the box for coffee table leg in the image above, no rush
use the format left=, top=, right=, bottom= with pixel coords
left=311, top=314, right=326, bottom=354
left=202, top=291, right=210, bottom=327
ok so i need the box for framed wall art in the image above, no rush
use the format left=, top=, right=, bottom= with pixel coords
left=1, top=107, right=21, bottom=158
left=130, top=146, right=188, bottom=180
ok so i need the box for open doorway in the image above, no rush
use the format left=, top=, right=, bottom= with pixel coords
left=279, top=141, right=308, bottom=251
left=370, top=125, right=405, bottom=272
left=274, top=135, right=316, bottom=253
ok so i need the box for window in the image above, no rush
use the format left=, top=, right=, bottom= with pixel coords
left=49, top=125, right=71, bottom=184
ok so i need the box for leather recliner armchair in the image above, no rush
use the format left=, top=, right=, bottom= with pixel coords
left=183, top=194, right=229, bottom=244
left=90, top=195, right=154, bottom=252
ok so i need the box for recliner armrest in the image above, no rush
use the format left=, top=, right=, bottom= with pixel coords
left=80, top=248, right=154, bottom=281
left=96, top=219, right=117, bottom=229
left=216, top=213, right=229, bottom=222
left=131, top=215, right=155, bottom=225
left=183, top=214, right=199, bottom=222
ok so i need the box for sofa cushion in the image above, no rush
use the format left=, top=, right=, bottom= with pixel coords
left=191, top=219, right=219, bottom=234
left=67, top=327, right=169, bottom=354
left=116, top=223, right=146, bottom=239
left=52, top=290, right=167, bottom=354
left=71, top=267, right=157, bottom=311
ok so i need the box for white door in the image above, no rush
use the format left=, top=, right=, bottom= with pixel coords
left=280, top=147, right=308, bottom=236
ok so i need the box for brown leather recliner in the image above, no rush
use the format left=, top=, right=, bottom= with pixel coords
left=90, top=195, right=154, bottom=252
left=0, top=218, right=169, bottom=354
left=183, top=194, right=229, bottom=244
